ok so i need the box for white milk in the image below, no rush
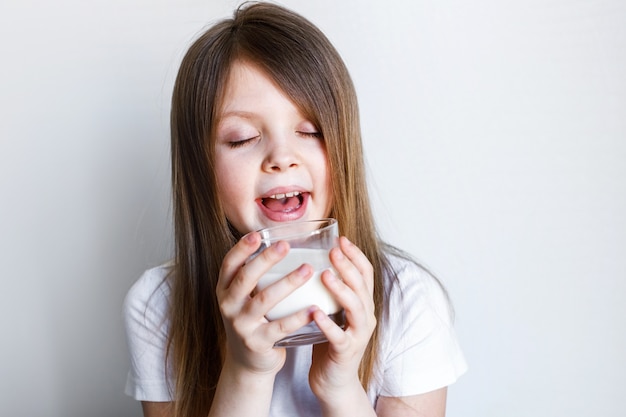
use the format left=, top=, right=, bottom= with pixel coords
left=256, top=248, right=341, bottom=321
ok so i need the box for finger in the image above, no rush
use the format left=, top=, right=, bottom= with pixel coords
left=311, top=306, right=349, bottom=348
left=217, top=232, right=262, bottom=292
left=259, top=306, right=318, bottom=343
left=244, top=263, right=313, bottom=318
left=224, top=240, right=290, bottom=303
left=338, top=237, right=375, bottom=295
left=328, top=245, right=371, bottom=305
left=320, top=268, right=375, bottom=338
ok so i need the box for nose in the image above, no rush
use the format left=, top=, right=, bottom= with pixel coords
left=262, top=138, right=300, bottom=172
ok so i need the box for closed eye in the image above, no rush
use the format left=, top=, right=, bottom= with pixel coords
left=227, top=136, right=259, bottom=149
left=297, top=131, right=323, bottom=139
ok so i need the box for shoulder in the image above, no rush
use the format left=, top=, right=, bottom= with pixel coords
left=383, top=250, right=440, bottom=289
left=381, top=251, right=452, bottom=325
left=123, top=262, right=173, bottom=333
left=123, top=262, right=175, bottom=401
left=372, top=249, right=468, bottom=398
left=125, top=262, right=173, bottom=304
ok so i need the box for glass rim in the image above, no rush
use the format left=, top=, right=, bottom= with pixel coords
left=256, top=218, right=337, bottom=243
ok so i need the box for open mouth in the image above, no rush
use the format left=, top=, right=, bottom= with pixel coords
left=261, top=191, right=305, bottom=213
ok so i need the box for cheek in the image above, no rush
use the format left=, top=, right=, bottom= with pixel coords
left=217, top=172, right=248, bottom=204
left=318, top=153, right=334, bottom=214
left=215, top=149, right=241, bottom=182
left=215, top=171, right=252, bottom=234
left=214, top=156, right=247, bottom=205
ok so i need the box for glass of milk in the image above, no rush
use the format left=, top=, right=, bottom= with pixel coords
left=251, top=218, right=345, bottom=347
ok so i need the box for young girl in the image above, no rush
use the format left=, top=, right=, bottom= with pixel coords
left=124, top=3, right=467, bottom=417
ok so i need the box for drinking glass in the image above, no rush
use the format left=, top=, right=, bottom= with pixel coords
left=250, top=218, right=345, bottom=347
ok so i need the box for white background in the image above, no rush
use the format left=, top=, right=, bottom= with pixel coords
left=1, top=1, right=624, bottom=416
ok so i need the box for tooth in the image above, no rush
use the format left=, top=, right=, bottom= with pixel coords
left=267, top=191, right=301, bottom=199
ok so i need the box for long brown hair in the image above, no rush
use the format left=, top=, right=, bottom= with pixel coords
left=169, top=3, right=388, bottom=416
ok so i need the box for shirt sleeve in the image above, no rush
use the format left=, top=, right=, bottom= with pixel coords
left=378, top=259, right=468, bottom=397
left=123, top=265, right=174, bottom=402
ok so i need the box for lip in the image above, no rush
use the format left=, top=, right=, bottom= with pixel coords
left=256, top=189, right=310, bottom=222
left=259, top=186, right=308, bottom=198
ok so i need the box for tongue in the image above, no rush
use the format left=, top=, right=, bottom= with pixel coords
left=263, top=196, right=301, bottom=212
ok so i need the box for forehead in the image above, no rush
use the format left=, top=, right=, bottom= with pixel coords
left=218, top=60, right=303, bottom=120
left=222, top=61, right=276, bottom=102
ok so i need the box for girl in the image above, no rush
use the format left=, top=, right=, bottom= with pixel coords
left=124, top=2, right=467, bottom=417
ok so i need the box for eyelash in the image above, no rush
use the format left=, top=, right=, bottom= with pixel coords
left=299, top=131, right=322, bottom=139
left=227, top=137, right=257, bottom=148
left=227, top=131, right=322, bottom=148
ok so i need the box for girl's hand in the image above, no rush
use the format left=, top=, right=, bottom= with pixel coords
left=215, top=232, right=315, bottom=376
left=308, top=236, right=377, bottom=411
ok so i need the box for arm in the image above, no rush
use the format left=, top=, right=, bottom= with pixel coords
left=308, top=239, right=453, bottom=417
left=376, top=388, right=448, bottom=417
left=374, top=256, right=465, bottom=416
left=307, top=237, right=378, bottom=417
left=139, top=381, right=449, bottom=417
left=208, top=359, right=277, bottom=417
left=139, top=371, right=278, bottom=417
left=141, top=402, right=171, bottom=417
left=209, top=232, right=318, bottom=417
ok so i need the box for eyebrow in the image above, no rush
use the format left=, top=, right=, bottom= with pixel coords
left=218, top=110, right=257, bottom=121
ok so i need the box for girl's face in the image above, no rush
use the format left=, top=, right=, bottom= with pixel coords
left=214, top=61, right=333, bottom=234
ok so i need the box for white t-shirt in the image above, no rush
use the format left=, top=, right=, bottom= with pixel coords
left=124, top=254, right=467, bottom=414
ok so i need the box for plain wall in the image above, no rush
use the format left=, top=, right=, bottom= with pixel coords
left=1, top=1, right=624, bottom=416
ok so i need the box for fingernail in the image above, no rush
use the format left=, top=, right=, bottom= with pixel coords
left=325, top=268, right=338, bottom=281
left=297, top=264, right=311, bottom=277
left=275, top=241, right=289, bottom=254
left=245, top=232, right=257, bottom=244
